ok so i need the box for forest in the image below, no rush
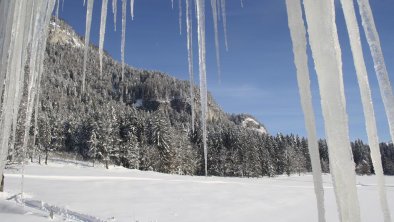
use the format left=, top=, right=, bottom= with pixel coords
left=7, top=19, right=394, bottom=177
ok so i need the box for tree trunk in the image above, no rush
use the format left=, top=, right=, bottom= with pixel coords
left=38, top=155, right=41, bottom=164
left=45, top=150, right=48, bottom=165
left=105, top=160, right=109, bottom=169
left=0, top=174, right=4, bottom=192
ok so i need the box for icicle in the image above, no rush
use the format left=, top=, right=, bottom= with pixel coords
left=240, top=0, right=244, bottom=8
left=195, top=0, right=208, bottom=176
left=99, top=0, right=109, bottom=78
left=186, top=0, right=195, bottom=133
left=357, top=0, right=394, bottom=167
left=121, top=0, right=127, bottom=80
left=84, top=0, right=86, bottom=6
left=56, top=0, right=60, bottom=18
left=1, top=1, right=27, bottom=196
left=354, top=0, right=393, bottom=219
left=62, top=0, right=65, bottom=12
left=82, top=0, right=94, bottom=93
left=220, top=0, right=228, bottom=51
left=113, top=0, right=117, bottom=31
left=172, top=0, right=174, bottom=9
left=179, top=0, right=182, bottom=35
left=285, top=0, right=325, bottom=221
left=303, top=0, right=361, bottom=221
left=210, top=0, right=222, bottom=82
left=130, top=0, right=135, bottom=20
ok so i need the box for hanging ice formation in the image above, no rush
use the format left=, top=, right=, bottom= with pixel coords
left=0, top=0, right=55, bottom=199
left=357, top=0, right=394, bottom=169
left=285, top=0, right=326, bottom=221
left=82, top=0, right=94, bottom=93
left=99, top=0, right=109, bottom=78
left=220, top=0, right=228, bottom=51
left=130, top=0, right=135, bottom=20
left=121, top=0, right=127, bottom=80
left=179, top=0, right=182, bottom=35
left=210, top=0, right=222, bottom=82
left=56, top=0, right=60, bottom=18
left=186, top=0, right=195, bottom=133
left=303, top=0, right=361, bottom=221
left=172, top=0, right=174, bottom=9
left=339, top=0, right=392, bottom=221
left=240, top=0, right=244, bottom=8
left=195, top=0, right=208, bottom=176
left=113, top=0, right=117, bottom=31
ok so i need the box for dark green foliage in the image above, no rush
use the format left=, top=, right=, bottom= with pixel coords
left=17, top=19, right=394, bottom=177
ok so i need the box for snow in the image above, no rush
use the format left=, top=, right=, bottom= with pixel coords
left=1, top=160, right=394, bottom=222
left=241, top=117, right=267, bottom=134
left=303, top=0, right=361, bottom=221
left=133, top=99, right=143, bottom=108
left=339, top=0, right=392, bottom=220
left=49, top=21, right=83, bottom=48
left=285, top=1, right=326, bottom=221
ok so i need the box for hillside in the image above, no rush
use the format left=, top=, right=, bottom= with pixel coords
left=8, top=18, right=394, bottom=177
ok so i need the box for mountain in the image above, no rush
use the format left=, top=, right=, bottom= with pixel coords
left=10, top=18, right=393, bottom=177
left=45, top=18, right=267, bottom=133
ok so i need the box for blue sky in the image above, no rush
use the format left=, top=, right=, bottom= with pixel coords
left=58, top=0, right=394, bottom=142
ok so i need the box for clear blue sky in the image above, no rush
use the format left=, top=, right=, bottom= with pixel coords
left=58, top=0, right=394, bottom=142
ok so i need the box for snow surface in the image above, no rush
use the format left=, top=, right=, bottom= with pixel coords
left=241, top=117, right=267, bottom=134
left=1, top=160, right=393, bottom=222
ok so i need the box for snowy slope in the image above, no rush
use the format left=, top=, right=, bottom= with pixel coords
left=2, top=160, right=393, bottom=222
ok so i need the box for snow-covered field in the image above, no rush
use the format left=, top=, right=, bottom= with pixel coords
left=1, top=159, right=393, bottom=222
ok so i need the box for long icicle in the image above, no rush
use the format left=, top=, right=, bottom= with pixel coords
left=210, top=0, right=221, bottom=82
left=130, top=0, right=135, bottom=20
left=285, top=0, right=326, bottom=221
left=179, top=0, right=182, bottom=35
left=1, top=0, right=25, bottom=194
left=195, top=0, right=208, bottom=176
left=186, top=0, right=195, bottom=133
left=220, top=0, right=228, bottom=51
left=99, top=0, right=109, bottom=78
left=22, top=0, right=56, bottom=201
left=121, top=0, right=127, bottom=80
left=56, top=0, right=60, bottom=18
left=302, top=0, right=361, bottom=221
left=357, top=0, right=394, bottom=171
left=112, top=0, right=117, bottom=31
left=340, top=0, right=391, bottom=221
left=82, top=0, right=94, bottom=93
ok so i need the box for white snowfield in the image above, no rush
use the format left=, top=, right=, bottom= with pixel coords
left=1, top=160, right=393, bottom=222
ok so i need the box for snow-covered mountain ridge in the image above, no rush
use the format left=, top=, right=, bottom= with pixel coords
left=45, top=18, right=268, bottom=134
